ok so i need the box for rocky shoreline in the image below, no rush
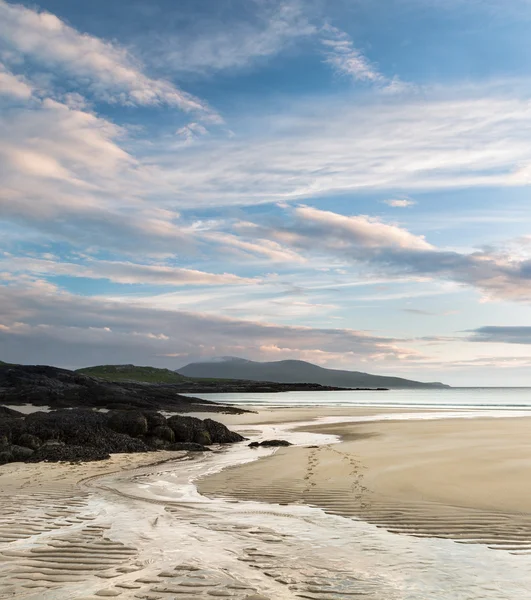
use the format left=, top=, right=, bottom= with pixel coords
left=0, top=407, right=246, bottom=465
left=0, top=363, right=248, bottom=413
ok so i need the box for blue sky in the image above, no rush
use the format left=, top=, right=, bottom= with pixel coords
left=2, top=0, right=531, bottom=384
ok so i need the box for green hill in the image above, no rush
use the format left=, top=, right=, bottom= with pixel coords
left=76, top=364, right=186, bottom=384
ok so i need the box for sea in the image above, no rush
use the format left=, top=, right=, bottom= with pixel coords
left=195, top=386, right=531, bottom=410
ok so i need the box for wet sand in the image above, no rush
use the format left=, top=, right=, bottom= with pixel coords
left=3, top=407, right=531, bottom=599
left=199, top=411, right=531, bottom=551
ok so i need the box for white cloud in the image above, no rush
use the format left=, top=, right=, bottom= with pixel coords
left=1, top=256, right=258, bottom=287
left=0, top=63, right=32, bottom=98
left=154, top=89, right=531, bottom=207
left=383, top=199, right=416, bottom=207
left=247, top=205, right=531, bottom=303
left=321, top=24, right=384, bottom=82
left=0, top=0, right=218, bottom=119
left=291, top=205, right=433, bottom=250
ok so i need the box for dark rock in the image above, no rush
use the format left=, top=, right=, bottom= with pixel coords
left=11, top=445, right=34, bottom=460
left=146, top=437, right=167, bottom=449
left=167, top=415, right=245, bottom=445
left=167, top=415, right=204, bottom=443
left=0, top=406, right=242, bottom=465
left=0, top=363, right=246, bottom=413
left=0, top=450, right=14, bottom=464
left=107, top=411, right=148, bottom=437
left=194, top=430, right=212, bottom=446
left=143, top=411, right=167, bottom=431
left=22, top=410, right=148, bottom=454
left=0, top=406, right=25, bottom=418
left=249, top=439, right=292, bottom=448
left=18, top=433, right=42, bottom=450
left=167, top=442, right=211, bottom=452
left=203, top=418, right=246, bottom=444
left=151, top=425, right=175, bottom=443
left=27, top=444, right=110, bottom=463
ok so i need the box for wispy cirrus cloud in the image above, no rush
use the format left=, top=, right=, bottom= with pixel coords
left=0, top=256, right=258, bottom=287
left=0, top=0, right=218, bottom=119
left=155, top=89, right=531, bottom=207
left=144, top=0, right=316, bottom=74
left=320, top=24, right=384, bottom=83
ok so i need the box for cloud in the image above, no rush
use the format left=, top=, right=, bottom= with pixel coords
left=289, top=206, right=433, bottom=250
left=467, top=326, right=531, bottom=344
left=145, top=0, right=316, bottom=74
left=0, top=63, right=32, bottom=99
left=1, top=256, right=258, bottom=287
left=0, top=282, right=418, bottom=369
left=321, top=24, right=384, bottom=82
left=384, top=199, right=416, bottom=208
left=252, top=205, right=531, bottom=303
left=0, top=0, right=218, bottom=118
left=154, top=89, right=531, bottom=207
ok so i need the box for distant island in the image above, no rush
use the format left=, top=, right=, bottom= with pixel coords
left=177, top=357, right=449, bottom=390
left=76, top=363, right=379, bottom=393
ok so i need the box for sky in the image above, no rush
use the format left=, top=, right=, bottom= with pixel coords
left=1, top=0, right=531, bottom=385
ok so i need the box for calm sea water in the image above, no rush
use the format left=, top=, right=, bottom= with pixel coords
left=195, top=387, right=531, bottom=410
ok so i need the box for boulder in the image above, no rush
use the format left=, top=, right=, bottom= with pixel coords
left=167, top=442, right=211, bottom=452
left=10, top=445, right=34, bottom=460
left=203, top=418, right=245, bottom=444
left=18, top=433, right=42, bottom=450
left=107, top=411, right=148, bottom=437
left=248, top=439, right=292, bottom=448
left=167, top=415, right=204, bottom=443
left=0, top=450, right=14, bottom=464
left=151, top=425, right=175, bottom=443
left=143, top=411, right=167, bottom=431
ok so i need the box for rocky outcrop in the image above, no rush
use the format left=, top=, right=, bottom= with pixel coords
left=166, top=415, right=245, bottom=446
left=0, top=406, right=24, bottom=419
left=248, top=440, right=292, bottom=448
left=0, top=408, right=245, bottom=465
left=0, top=363, right=247, bottom=413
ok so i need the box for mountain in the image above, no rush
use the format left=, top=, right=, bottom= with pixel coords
left=77, top=364, right=186, bottom=384
left=177, top=357, right=449, bottom=389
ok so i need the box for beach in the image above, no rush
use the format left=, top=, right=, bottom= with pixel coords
left=2, top=406, right=531, bottom=599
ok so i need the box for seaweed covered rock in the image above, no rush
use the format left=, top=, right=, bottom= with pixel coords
left=11, top=445, right=34, bottom=460
left=248, top=439, right=292, bottom=448
left=27, top=444, right=110, bottom=463
left=151, top=425, right=175, bottom=443
left=167, top=415, right=245, bottom=445
left=0, top=406, right=24, bottom=419
left=107, top=410, right=148, bottom=437
left=167, top=415, right=204, bottom=443
left=0, top=407, right=243, bottom=465
left=143, top=411, right=167, bottom=431
left=203, top=418, right=245, bottom=444
left=167, top=442, right=211, bottom=452
left=17, top=433, right=42, bottom=451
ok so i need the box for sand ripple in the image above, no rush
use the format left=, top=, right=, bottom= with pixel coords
left=198, top=444, right=531, bottom=553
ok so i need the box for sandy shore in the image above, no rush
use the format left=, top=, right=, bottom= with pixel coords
left=3, top=407, right=531, bottom=600
left=199, top=409, right=531, bottom=551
